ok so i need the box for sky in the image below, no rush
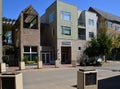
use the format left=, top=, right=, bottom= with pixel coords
left=3, top=0, right=120, bottom=20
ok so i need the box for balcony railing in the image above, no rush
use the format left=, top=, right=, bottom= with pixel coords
left=78, top=23, right=86, bottom=29
left=78, top=35, right=86, bottom=40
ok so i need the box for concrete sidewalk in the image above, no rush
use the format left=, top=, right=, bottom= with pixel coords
left=5, top=61, right=120, bottom=89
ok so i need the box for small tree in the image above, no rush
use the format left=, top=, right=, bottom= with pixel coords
left=84, top=38, right=99, bottom=58
left=33, top=56, right=39, bottom=63
left=23, top=55, right=29, bottom=64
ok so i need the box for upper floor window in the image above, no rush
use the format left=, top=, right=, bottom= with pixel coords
left=61, top=26, right=71, bottom=35
left=89, top=32, right=94, bottom=38
left=89, top=19, right=94, bottom=26
left=49, top=11, right=55, bottom=23
left=61, top=11, right=71, bottom=21
left=118, top=26, right=120, bottom=31
left=107, top=21, right=112, bottom=28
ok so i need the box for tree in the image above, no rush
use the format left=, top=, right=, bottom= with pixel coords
left=84, top=17, right=112, bottom=62
left=84, top=38, right=99, bottom=58
left=111, top=34, right=120, bottom=60
left=97, top=32, right=112, bottom=61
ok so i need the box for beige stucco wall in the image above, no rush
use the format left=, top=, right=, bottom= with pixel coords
left=57, top=1, right=78, bottom=40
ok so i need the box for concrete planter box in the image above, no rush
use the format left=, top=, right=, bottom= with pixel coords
left=19, top=62, right=25, bottom=70
left=77, top=68, right=97, bottom=89
left=37, top=61, right=42, bottom=69
left=0, top=72, right=23, bottom=89
left=0, top=63, right=6, bottom=73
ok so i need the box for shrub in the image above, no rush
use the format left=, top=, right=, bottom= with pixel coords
left=23, top=55, right=29, bottom=64
left=80, top=61, right=86, bottom=66
left=26, top=61, right=35, bottom=65
left=2, top=55, right=9, bottom=64
left=33, top=56, right=39, bottom=63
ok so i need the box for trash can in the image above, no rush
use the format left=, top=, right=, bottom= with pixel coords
left=0, top=72, right=23, bottom=89
left=77, top=68, right=97, bottom=89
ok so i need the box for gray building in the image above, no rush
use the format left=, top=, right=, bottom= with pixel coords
left=41, top=0, right=97, bottom=64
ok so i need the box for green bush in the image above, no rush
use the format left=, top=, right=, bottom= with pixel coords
left=23, top=55, right=29, bottom=64
left=33, top=56, right=39, bottom=63
left=80, top=61, right=86, bottom=66
left=2, top=55, right=9, bottom=64
left=26, top=61, right=35, bottom=65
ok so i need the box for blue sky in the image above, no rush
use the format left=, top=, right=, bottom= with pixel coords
left=3, top=0, right=120, bottom=19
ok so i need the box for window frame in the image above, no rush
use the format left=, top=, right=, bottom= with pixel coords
left=89, top=19, right=94, bottom=26
left=23, top=46, right=38, bottom=61
left=49, top=11, right=55, bottom=23
left=61, top=11, right=71, bottom=21
left=61, top=26, right=71, bottom=35
left=89, top=32, right=94, bottom=38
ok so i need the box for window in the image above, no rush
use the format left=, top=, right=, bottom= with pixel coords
left=78, top=47, right=81, bottom=50
left=107, top=21, right=112, bottom=28
left=61, top=11, right=71, bottom=21
left=89, top=32, right=94, bottom=38
left=49, top=11, right=55, bottom=23
left=61, top=26, right=71, bottom=35
left=114, top=25, right=118, bottom=30
left=89, top=19, right=94, bottom=26
left=118, top=26, right=120, bottom=31
left=24, top=46, right=38, bottom=61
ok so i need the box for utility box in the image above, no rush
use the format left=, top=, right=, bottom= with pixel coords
left=0, top=72, right=23, bottom=89
left=77, top=68, right=97, bottom=89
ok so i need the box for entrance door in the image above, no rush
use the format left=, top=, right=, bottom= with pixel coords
left=42, top=52, right=51, bottom=64
left=61, top=47, right=71, bottom=64
left=61, top=51, right=68, bottom=64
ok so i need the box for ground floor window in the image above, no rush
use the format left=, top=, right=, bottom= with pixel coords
left=23, top=46, right=38, bottom=61
left=41, top=51, right=54, bottom=64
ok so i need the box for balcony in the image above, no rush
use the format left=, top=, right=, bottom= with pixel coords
left=78, top=35, right=86, bottom=40
left=78, top=23, right=86, bottom=29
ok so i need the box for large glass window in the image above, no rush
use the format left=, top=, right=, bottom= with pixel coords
left=49, top=11, right=55, bottom=23
left=61, top=11, right=71, bottom=21
left=24, top=46, right=38, bottom=61
left=61, top=26, right=71, bottom=35
left=89, top=19, right=94, bottom=26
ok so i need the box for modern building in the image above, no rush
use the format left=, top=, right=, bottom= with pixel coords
left=40, top=0, right=97, bottom=64
left=13, top=6, right=41, bottom=62
left=89, top=7, right=120, bottom=60
left=12, top=0, right=98, bottom=65
left=0, top=0, right=2, bottom=62
left=89, top=7, right=120, bottom=35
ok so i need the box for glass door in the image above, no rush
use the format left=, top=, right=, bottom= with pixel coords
left=42, top=52, right=51, bottom=64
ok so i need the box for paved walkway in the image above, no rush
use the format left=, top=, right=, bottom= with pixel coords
left=6, top=61, right=120, bottom=89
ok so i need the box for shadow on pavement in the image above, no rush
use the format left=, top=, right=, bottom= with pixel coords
left=98, top=75, right=120, bottom=89
left=72, top=75, right=120, bottom=89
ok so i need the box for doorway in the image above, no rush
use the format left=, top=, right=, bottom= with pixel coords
left=61, top=47, right=71, bottom=64
left=41, top=52, right=53, bottom=64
